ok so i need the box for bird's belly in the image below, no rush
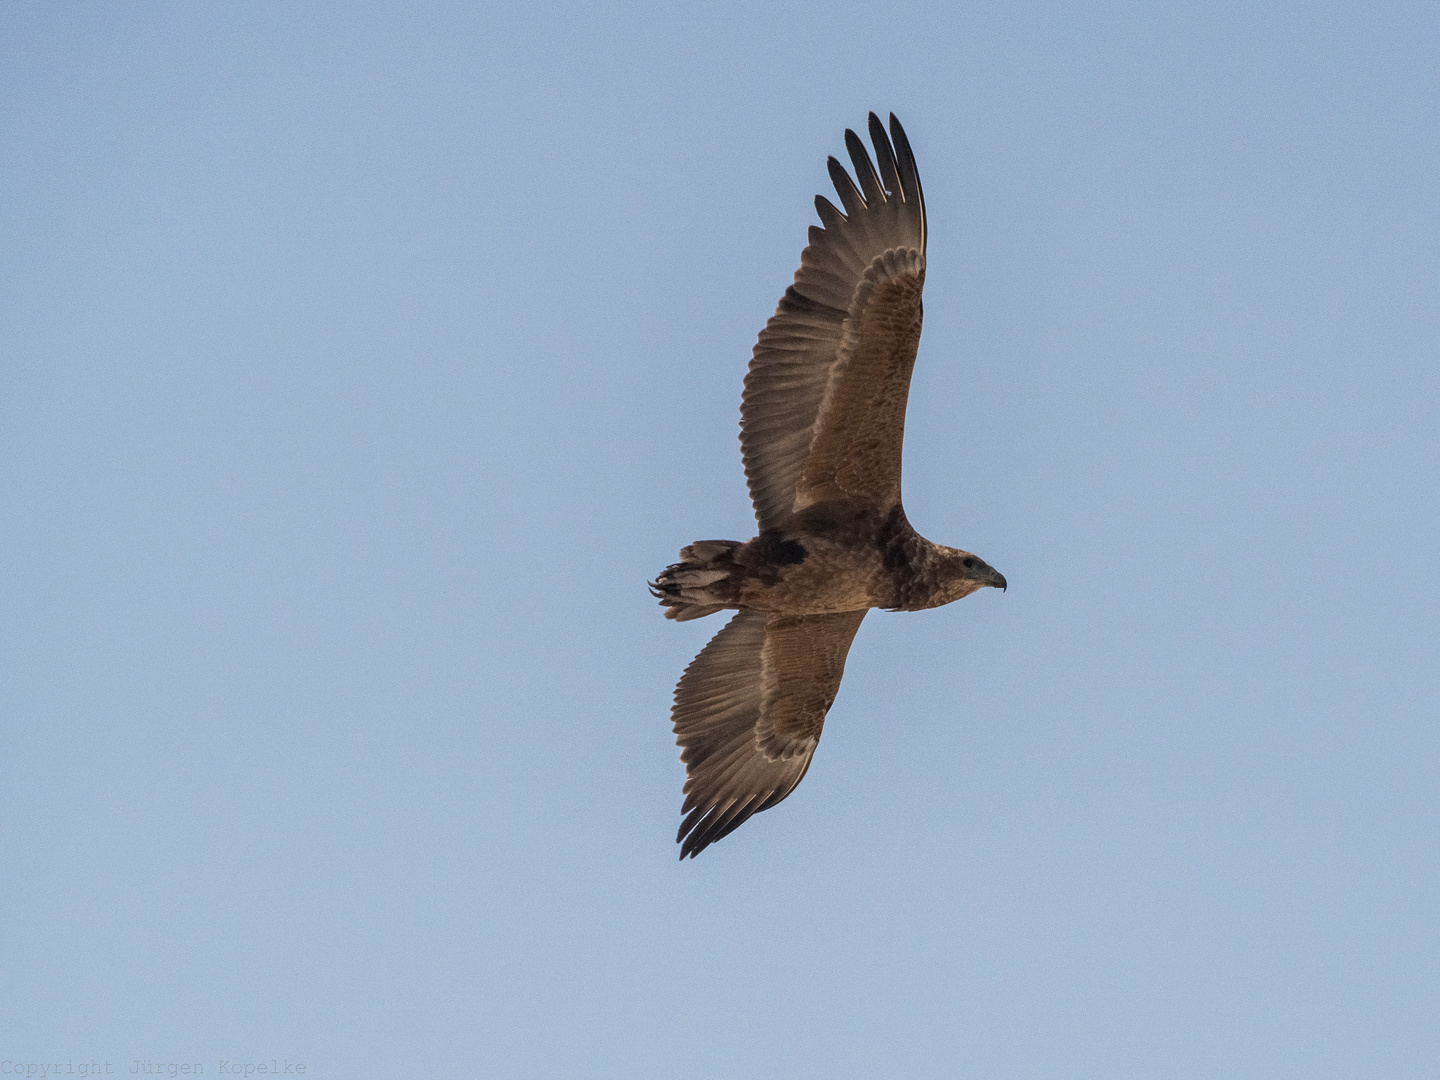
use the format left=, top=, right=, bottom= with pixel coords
left=740, top=544, right=889, bottom=614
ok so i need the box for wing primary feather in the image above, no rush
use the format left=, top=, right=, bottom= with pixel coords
left=888, top=114, right=925, bottom=253
left=869, top=112, right=901, bottom=196
left=679, top=805, right=731, bottom=858
left=680, top=794, right=768, bottom=859
left=686, top=733, right=794, bottom=803
left=690, top=799, right=766, bottom=855
left=778, top=284, right=847, bottom=319
left=813, top=195, right=847, bottom=230
left=845, top=127, right=886, bottom=207
left=888, top=115, right=926, bottom=248
left=677, top=803, right=715, bottom=845
left=754, top=755, right=813, bottom=812
left=806, top=200, right=874, bottom=274
left=696, top=793, right=764, bottom=847
left=826, top=156, right=867, bottom=219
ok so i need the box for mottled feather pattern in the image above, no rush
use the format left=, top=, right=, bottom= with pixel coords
left=755, top=611, right=866, bottom=759
left=798, top=248, right=924, bottom=512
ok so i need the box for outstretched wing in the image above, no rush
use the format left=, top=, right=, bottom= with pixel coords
left=671, top=608, right=867, bottom=858
left=741, top=113, right=927, bottom=530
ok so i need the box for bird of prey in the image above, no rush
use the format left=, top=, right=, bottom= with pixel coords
left=652, top=113, right=1007, bottom=859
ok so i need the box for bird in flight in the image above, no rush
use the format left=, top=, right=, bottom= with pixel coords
left=652, top=113, right=1007, bottom=859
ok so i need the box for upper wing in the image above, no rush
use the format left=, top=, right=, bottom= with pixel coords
left=741, top=113, right=927, bottom=529
left=671, top=608, right=867, bottom=859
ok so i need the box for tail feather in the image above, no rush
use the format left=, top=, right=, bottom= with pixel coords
left=650, top=539, right=745, bottom=621
left=666, top=603, right=727, bottom=622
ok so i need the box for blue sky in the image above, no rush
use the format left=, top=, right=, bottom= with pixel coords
left=3, top=2, right=1437, bottom=1077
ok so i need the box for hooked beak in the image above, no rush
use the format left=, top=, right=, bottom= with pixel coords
left=961, top=553, right=1007, bottom=592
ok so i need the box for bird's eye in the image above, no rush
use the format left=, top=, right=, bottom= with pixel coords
left=962, top=557, right=976, bottom=569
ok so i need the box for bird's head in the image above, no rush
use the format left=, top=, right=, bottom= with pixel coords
left=935, top=546, right=1007, bottom=602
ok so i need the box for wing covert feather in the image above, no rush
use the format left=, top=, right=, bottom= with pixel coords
left=796, top=249, right=924, bottom=511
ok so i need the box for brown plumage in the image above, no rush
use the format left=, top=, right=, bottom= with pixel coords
left=652, top=114, right=1007, bottom=859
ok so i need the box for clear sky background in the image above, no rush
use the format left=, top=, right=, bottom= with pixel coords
left=3, top=2, right=1437, bottom=1077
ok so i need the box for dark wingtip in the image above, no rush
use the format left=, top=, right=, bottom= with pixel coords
left=825, top=155, right=865, bottom=217
left=886, top=112, right=925, bottom=248
left=844, top=126, right=885, bottom=206
left=868, top=112, right=900, bottom=197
